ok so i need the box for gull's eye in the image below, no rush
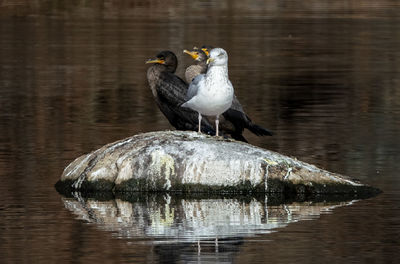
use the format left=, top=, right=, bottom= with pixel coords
left=218, top=53, right=223, bottom=57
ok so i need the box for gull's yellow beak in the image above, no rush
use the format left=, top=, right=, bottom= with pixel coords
left=145, top=58, right=165, bottom=64
left=202, top=48, right=210, bottom=57
left=206, top=57, right=214, bottom=65
left=183, top=49, right=199, bottom=60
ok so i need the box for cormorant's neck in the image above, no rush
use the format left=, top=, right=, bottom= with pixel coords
left=198, top=60, right=207, bottom=69
left=152, top=63, right=176, bottom=74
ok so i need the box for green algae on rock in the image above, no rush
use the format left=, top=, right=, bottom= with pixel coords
left=56, top=131, right=380, bottom=196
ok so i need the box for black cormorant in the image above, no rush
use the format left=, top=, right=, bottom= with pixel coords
left=146, top=50, right=215, bottom=134
left=183, top=47, right=208, bottom=83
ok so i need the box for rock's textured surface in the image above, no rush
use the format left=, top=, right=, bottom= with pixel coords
left=56, top=131, right=380, bottom=196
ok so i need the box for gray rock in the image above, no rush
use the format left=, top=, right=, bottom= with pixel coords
left=56, top=131, right=380, bottom=195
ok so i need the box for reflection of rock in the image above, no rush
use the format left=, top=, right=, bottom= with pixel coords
left=62, top=193, right=356, bottom=243
left=56, top=131, right=380, bottom=195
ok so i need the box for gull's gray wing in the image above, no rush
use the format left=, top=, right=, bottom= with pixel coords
left=186, top=74, right=204, bottom=100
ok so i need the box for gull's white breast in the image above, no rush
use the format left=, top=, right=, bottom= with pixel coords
left=196, top=67, right=233, bottom=116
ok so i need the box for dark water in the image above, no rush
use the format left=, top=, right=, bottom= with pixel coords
left=1, top=1, right=400, bottom=263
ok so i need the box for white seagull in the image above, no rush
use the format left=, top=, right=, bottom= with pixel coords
left=181, top=48, right=234, bottom=136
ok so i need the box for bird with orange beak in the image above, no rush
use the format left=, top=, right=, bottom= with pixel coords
left=183, top=47, right=208, bottom=83
left=145, top=50, right=215, bottom=134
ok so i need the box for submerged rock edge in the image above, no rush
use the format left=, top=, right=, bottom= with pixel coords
left=56, top=130, right=381, bottom=196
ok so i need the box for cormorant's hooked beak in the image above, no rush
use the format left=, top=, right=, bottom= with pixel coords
left=146, top=58, right=165, bottom=64
left=206, top=57, right=214, bottom=65
left=202, top=48, right=210, bottom=57
left=183, top=49, right=199, bottom=60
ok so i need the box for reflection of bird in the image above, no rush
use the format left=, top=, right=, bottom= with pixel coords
left=184, top=46, right=273, bottom=142
left=183, top=48, right=208, bottom=83
left=146, top=51, right=215, bottom=134
left=182, top=48, right=234, bottom=136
